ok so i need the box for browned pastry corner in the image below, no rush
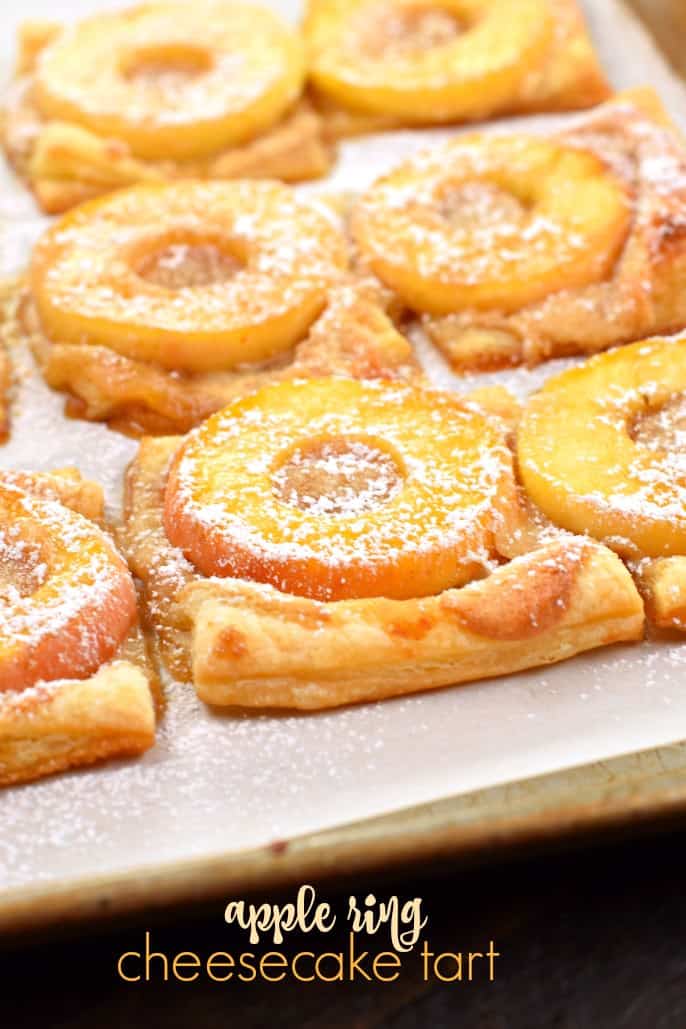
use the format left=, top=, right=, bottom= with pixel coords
left=351, top=87, right=686, bottom=371
left=518, top=335, right=686, bottom=634
left=121, top=378, right=643, bottom=709
left=0, top=468, right=157, bottom=786
left=4, top=4, right=332, bottom=214
left=305, top=0, right=610, bottom=140
left=8, top=179, right=420, bottom=437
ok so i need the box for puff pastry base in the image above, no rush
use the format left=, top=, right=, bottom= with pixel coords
left=422, top=88, right=686, bottom=370
left=639, top=557, right=686, bottom=632
left=310, top=0, right=610, bottom=141
left=0, top=469, right=157, bottom=787
left=122, top=428, right=643, bottom=710
left=2, top=22, right=332, bottom=214
left=7, top=279, right=420, bottom=437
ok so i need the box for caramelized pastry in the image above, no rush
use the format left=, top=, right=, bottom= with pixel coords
left=517, top=336, right=686, bottom=631
left=305, top=0, right=610, bottom=138
left=4, top=2, right=331, bottom=213
left=0, top=469, right=156, bottom=786
left=122, top=378, right=643, bottom=708
left=351, top=88, right=686, bottom=370
left=10, top=180, right=418, bottom=435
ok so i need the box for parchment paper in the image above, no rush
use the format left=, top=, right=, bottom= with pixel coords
left=1, top=0, right=686, bottom=896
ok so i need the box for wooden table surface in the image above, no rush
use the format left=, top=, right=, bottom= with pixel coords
left=4, top=3, right=686, bottom=1027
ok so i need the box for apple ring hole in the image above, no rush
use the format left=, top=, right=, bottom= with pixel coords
left=120, top=43, right=214, bottom=90
left=271, top=436, right=405, bottom=517
left=134, top=232, right=245, bottom=289
left=355, top=4, right=464, bottom=60
left=435, top=180, right=531, bottom=230
left=0, top=527, right=48, bottom=602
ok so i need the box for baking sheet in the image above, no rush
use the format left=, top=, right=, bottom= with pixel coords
left=2, top=0, right=686, bottom=900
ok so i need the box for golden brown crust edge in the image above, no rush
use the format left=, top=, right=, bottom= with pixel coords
left=12, top=277, right=421, bottom=436
left=0, top=469, right=157, bottom=787
left=638, top=557, right=686, bottom=632
left=0, top=662, right=155, bottom=788
left=180, top=540, right=644, bottom=710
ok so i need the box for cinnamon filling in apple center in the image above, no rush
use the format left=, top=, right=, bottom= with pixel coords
left=631, top=393, right=686, bottom=453
left=436, top=181, right=530, bottom=230
left=121, top=44, right=214, bottom=89
left=0, top=532, right=47, bottom=602
left=272, top=438, right=404, bottom=516
left=357, top=5, right=463, bottom=60
left=136, top=242, right=243, bottom=289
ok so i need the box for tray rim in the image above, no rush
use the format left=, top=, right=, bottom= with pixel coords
left=3, top=738, right=686, bottom=935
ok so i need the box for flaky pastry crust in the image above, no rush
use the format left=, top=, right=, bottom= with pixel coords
left=3, top=18, right=332, bottom=214
left=180, top=539, right=642, bottom=709
left=9, top=278, right=420, bottom=437
left=0, top=468, right=157, bottom=787
left=121, top=402, right=643, bottom=710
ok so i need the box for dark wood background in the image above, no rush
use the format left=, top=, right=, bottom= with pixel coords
left=4, top=827, right=686, bottom=1027
left=4, top=3, right=686, bottom=1026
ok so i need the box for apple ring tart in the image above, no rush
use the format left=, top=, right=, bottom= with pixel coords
left=305, top=0, right=609, bottom=139
left=351, top=88, right=686, bottom=371
left=517, top=336, right=686, bottom=632
left=3, top=2, right=331, bottom=214
left=9, top=179, right=418, bottom=436
left=0, top=468, right=156, bottom=786
left=121, top=377, right=643, bottom=708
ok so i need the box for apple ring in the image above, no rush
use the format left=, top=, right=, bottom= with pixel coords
left=351, top=134, right=631, bottom=317
left=3, top=8, right=331, bottom=214
left=163, top=377, right=516, bottom=601
left=305, top=0, right=609, bottom=132
left=306, top=0, right=553, bottom=122
left=351, top=90, right=686, bottom=372
left=517, top=337, right=686, bottom=559
left=33, top=1, right=304, bottom=163
left=0, top=341, right=10, bottom=443
left=0, top=482, right=137, bottom=692
left=121, top=388, right=644, bottom=707
left=29, top=180, right=348, bottom=375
